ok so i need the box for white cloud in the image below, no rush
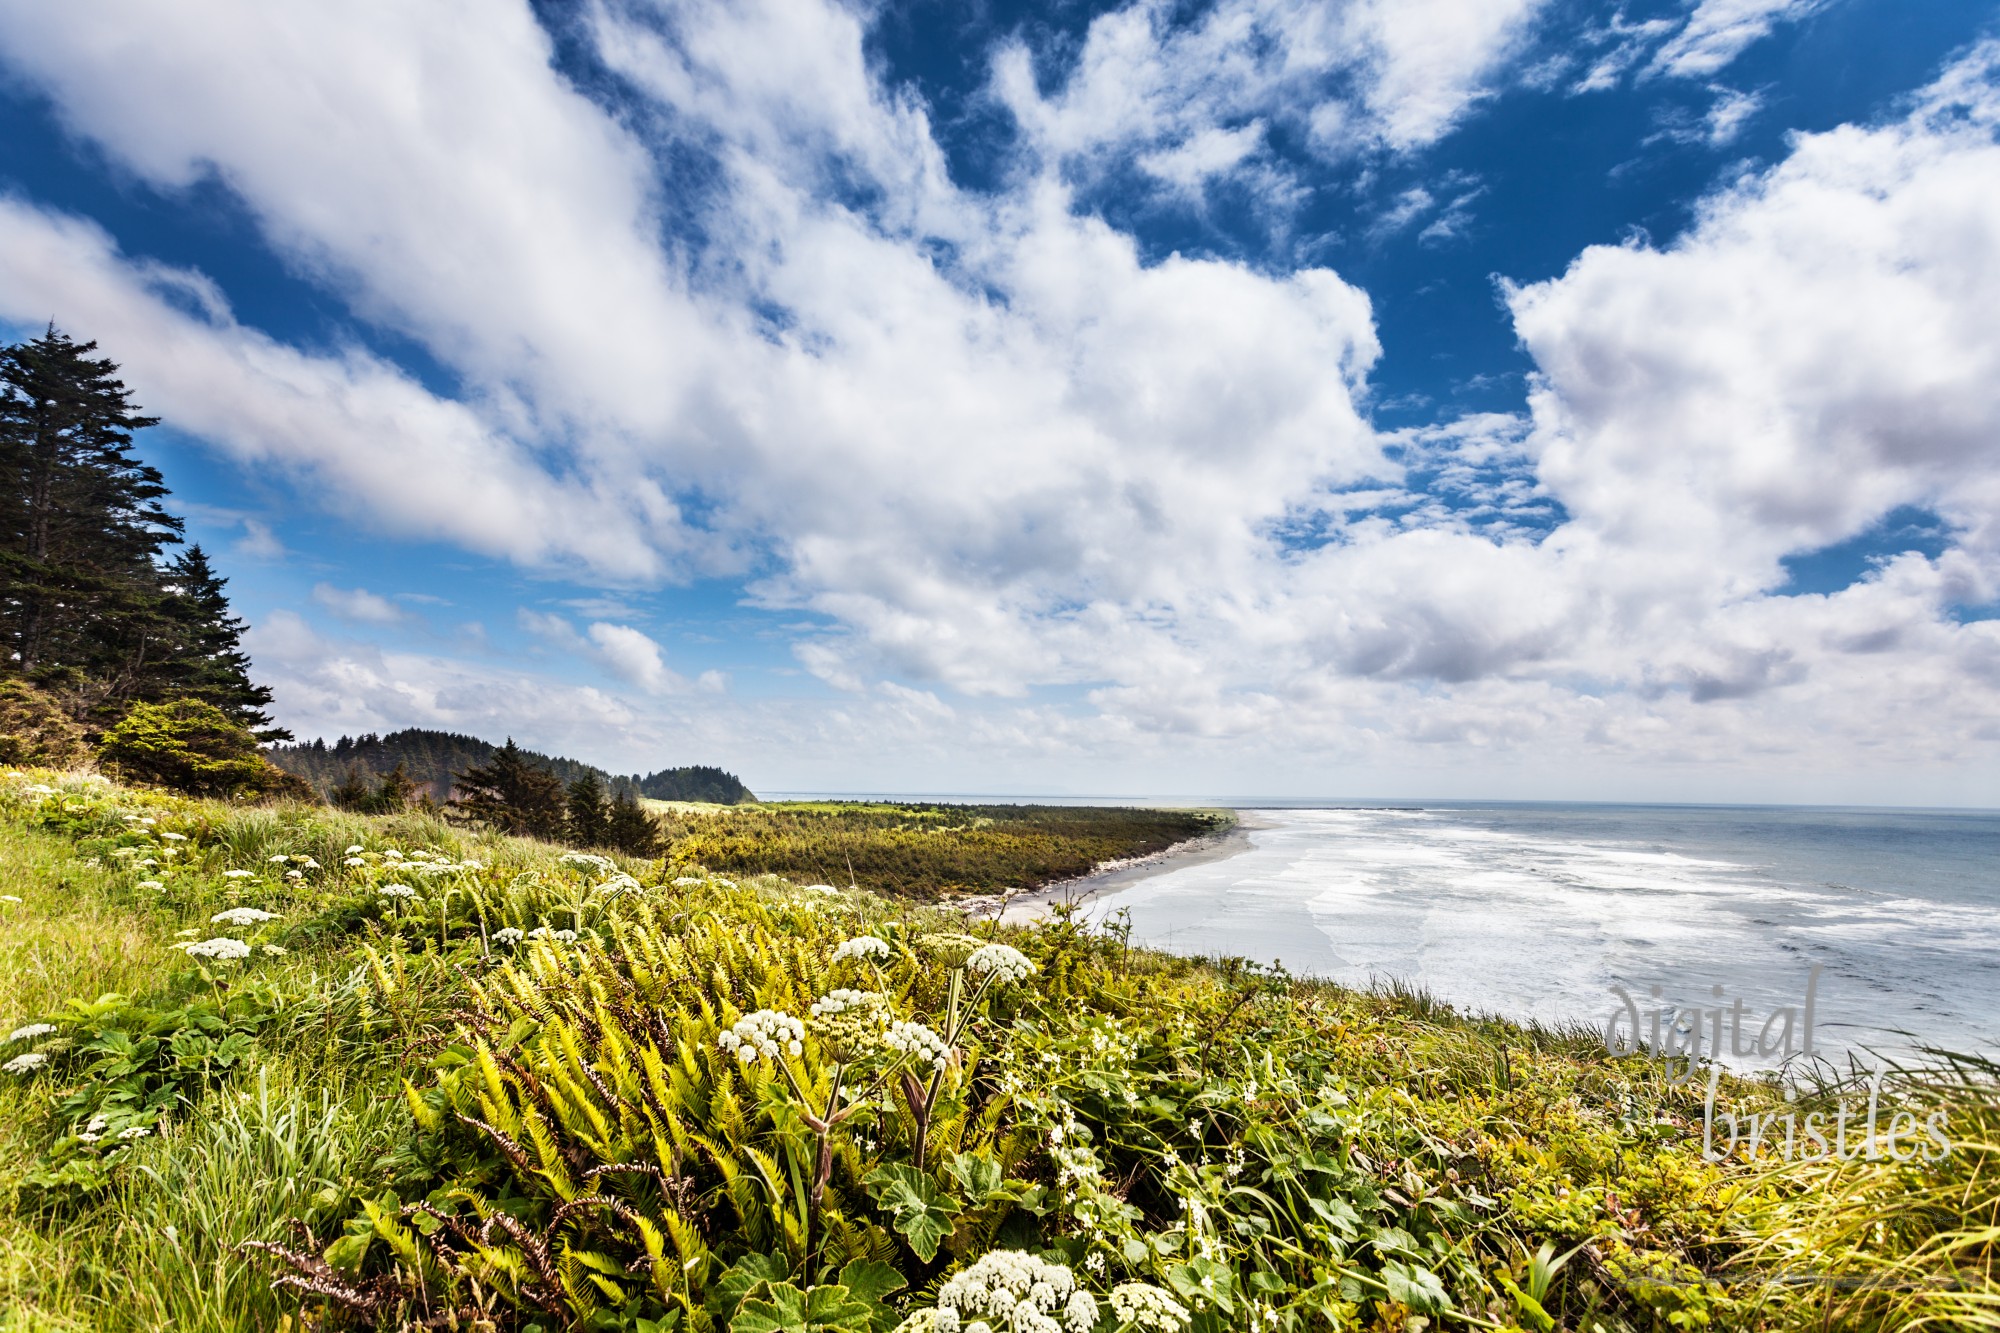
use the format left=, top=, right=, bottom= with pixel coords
left=1651, top=0, right=1825, bottom=79
left=4, top=6, right=2000, bottom=794
left=311, top=583, right=405, bottom=625
left=586, top=622, right=685, bottom=695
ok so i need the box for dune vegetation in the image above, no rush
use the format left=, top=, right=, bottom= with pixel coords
left=0, top=769, right=1993, bottom=1332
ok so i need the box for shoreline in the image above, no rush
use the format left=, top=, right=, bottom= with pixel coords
left=964, top=809, right=1275, bottom=924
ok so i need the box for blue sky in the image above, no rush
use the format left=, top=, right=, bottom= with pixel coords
left=2, top=0, right=1998, bottom=803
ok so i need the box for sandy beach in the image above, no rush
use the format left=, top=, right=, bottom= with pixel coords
left=962, top=809, right=1274, bottom=924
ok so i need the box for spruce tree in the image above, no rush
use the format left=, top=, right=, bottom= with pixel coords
left=369, top=760, right=419, bottom=814
left=0, top=327, right=175, bottom=694
left=158, top=545, right=287, bottom=739
left=448, top=740, right=567, bottom=841
left=566, top=773, right=610, bottom=848
left=605, top=790, right=665, bottom=858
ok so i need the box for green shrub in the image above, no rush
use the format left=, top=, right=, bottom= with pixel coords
left=0, top=678, right=90, bottom=768
left=97, top=699, right=301, bottom=798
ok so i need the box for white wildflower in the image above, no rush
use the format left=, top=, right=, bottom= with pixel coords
left=136, top=857, right=158, bottom=868
left=1109, top=1284, right=1190, bottom=1332
left=210, top=907, right=278, bottom=926
left=262, top=944, right=287, bottom=957
left=7, top=1024, right=55, bottom=1042
left=160, top=832, right=187, bottom=842
left=285, top=870, right=304, bottom=881
left=808, top=988, right=875, bottom=1017
left=0, top=895, right=21, bottom=904
left=137, top=880, right=164, bottom=892
left=343, top=857, right=366, bottom=868
left=174, top=937, right=253, bottom=961
left=833, top=934, right=891, bottom=962
left=297, top=857, right=319, bottom=869
left=382, top=849, right=404, bottom=861
left=222, top=869, right=254, bottom=880
left=885, top=1020, right=951, bottom=1071
left=118, top=1126, right=151, bottom=1140
left=526, top=926, right=579, bottom=943
left=110, top=847, right=138, bottom=859
left=491, top=927, right=524, bottom=946
left=672, top=876, right=703, bottom=886
left=344, top=845, right=364, bottom=855
left=174, top=928, right=200, bottom=938
left=718, top=1009, right=805, bottom=1063
left=595, top=872, right=642, bottom=896
left=268, top=854, right=289, bottom=864
left=377, top=884, right=417, bottom=900
left=560, top=852, right=616, bottom=874
left=4, top=1052, right=49, bottom=1074
left=937, top=1251, right=1088, bottom=1333
left=802, top=883, right=839, bottom=896
left=85, top=1114, right=109, bottom=1134
left=461, top=858, right=483, bottom=870
left=138, top=817, right=156, bottom=826
left=965, top=943, right=1037, bottom=984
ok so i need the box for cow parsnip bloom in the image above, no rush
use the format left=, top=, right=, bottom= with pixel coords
left=492, top=927, right=525, bottom=946
left=885, top=1019, right=951, bottom=1070
left=377, top=884, right=417, bottom=900
left=174, top=937, right=253, bottom=961
left=833, top=934, right=891, bottom=962
left=210, top=907, right=278, bottom=926
left=6, top=1023, right=55, bottom=1042
left=965, top=943, right=1037, bottom=984
left=718, top=1009, right=805, bottom=1063
left=3, top=1051, right=47, bottom=1075
left=137, top=880, right=164, bottom=891
left=933, top=1251, right=1096, bottom=1333
left=1109, top=1284, right=1191, bottom=1332
left=222, top=869, right=254, bottom=880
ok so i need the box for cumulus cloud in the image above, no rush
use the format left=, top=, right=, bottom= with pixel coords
left=311, top=584, right=405, bottom=625
left=3, top=4, right=1999, bottom=789
left=586, top=622, right=685, bottom=695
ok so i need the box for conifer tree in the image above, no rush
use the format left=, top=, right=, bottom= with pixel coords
left=329, top=766, right=372, bottom=810
left=369, top=760, right=420, bottom=814
left=0, top=327, right=174, bottom=690
left=448, top=740, right=567, bottom=841
left=566, top=773, right=610, bottom=848
left=604, top=790, right=665, bottom=858
left=157, top=545, right=287, bottom=739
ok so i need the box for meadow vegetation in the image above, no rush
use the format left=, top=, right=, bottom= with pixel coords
left=652, top=803, right=1228, bottom=899
left=0, top=768, right=1992, bottom=1332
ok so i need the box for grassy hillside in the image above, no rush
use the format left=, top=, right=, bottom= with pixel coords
left=0, top=768, right=1992, bottom=1332
left=657, top=802, right=1228, bottom=898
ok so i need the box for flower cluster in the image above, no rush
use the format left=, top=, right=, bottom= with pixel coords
left=833, top=934, right=892, bottom=962
left=560, top=852, right=616, bottom=875
left=595, top=872, right=642, bottom=897
left=174, top=937, right=253, bottom=961
left=1109, top=1284, right=1191, bottom=1332
left=966, top=943, right=1038, bottom=984
left=223, top=869, right=255, bottom=880
left=809, top=988, right=892, bottom=1060
left=377, top=883, right=417, bottom=900
left=3, top=1051, right=47, bottom=1075
left=885, top=1019, right=951, bottom=1071
left=210, top=907, right=278, bottom=926
left=491, top=927, right=524, bottom=946
left=932, top=1251, right=1097, bottom=1333
left=8, top=1023, right=55, bottom=1042
left=718, top=1009, right=805, bottom=1063
left=527, top=926, right=579, bottom=943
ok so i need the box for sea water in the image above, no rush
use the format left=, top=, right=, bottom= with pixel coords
left=1076, top=804, right=2000, bottom=1065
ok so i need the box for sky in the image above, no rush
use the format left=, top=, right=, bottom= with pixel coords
left=2, top=0, right=1998, bottom=805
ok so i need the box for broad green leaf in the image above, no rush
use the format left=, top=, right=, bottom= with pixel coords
left=1380, top=1260, right=1450, bottom=1315
left=863, top=1164, right=959, bottom=1263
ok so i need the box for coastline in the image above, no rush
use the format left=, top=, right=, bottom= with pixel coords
left=966, top=809, right=1274, bottom=924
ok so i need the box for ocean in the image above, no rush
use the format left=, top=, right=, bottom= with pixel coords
left=1070, top=803, right=2000, bottom=1069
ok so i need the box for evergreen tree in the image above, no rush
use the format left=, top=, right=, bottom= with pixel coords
left=448, top=740, right=567, bottom=841
left=0, top=327, right=175, bottom=696
left=368, top=760, right=419, bottom=814
left=604, top=790, right=664, bottom=858
left=329, top=766, right=372, bottom=810
left=157, top=545, right=287, bottom=739
left=566, top=773, right=610, bottom=848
